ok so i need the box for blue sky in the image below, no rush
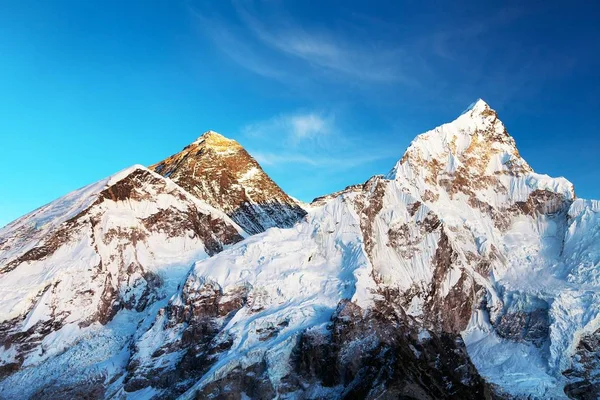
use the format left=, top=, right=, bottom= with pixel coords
left=1, top=0, right=599, bottom=227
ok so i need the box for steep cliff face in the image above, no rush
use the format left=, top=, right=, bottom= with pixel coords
left=0, top=165, right=244, bottom=398
left=150, top=131, right=306, bottom=234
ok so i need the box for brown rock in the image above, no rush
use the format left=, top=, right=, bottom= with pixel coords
left=150, top=131, right=306, bottom=234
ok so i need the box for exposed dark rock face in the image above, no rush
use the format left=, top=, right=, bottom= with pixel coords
left=32, top=377, right=106, bottom=400
left=563, top=328, right=600, bottom=400
left=355, top=176, right=388, bottom=258
left=423, top=230, right=478, bottom=334
left=158, top=299, right=496, bottom=400
left=193, top=361, right=277, bottom=400
left=150, top=131, right=306, bottom=234
left=192, top=300, right=495, bottom=400
left=493, top=309, right=550, bottom=348
left=512, top=190, right=569, bottom=216
left=121, top=276, right=249, bottom=398
left=97, top=168, right=170, bottom=203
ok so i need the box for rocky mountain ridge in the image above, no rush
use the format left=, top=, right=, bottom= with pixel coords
left=0, top=100, right=598, bottom=399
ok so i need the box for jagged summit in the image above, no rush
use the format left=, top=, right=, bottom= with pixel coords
left=424, top=99, right=507, bottom=145
left=387, top=100, right=573, bottom=209
left=196, top=129, right=221, bottom=139
left=150, top=132, right=306, bottom=234
left=461, top=98, right=490, bottom=115
left=388, top=100, right=525, bottom=180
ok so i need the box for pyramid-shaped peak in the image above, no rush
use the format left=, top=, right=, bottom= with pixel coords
left=192, top=130, right=239, bottom=147
left=387, top=98, right=531, bottom=181
left=472, top=98, right=489, bottom=109
left=150, top=130, right=306, bottom=234
left=414, top=98, right=508, bottom=150
left=461, top=98, right=495, bottom=116
left=198, top=130, right=224, bottom=139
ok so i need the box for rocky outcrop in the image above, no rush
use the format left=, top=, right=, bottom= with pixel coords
left=167, top=299, right=494, bottom=400
left=150, top=131, right=306, bottom=234
left=290, top=300, right=493, bottom=400
left=563, top=328, right=600, bottom=400
left=493, top=309, right=549, bottom=347
left=121, top=275, right=250, bottom=398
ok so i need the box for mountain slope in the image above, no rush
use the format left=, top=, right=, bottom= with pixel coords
left=150, top=131, right=306, bottom=234
left=0, top=101, right=598, bottom=399
left=0, top=165, right=245, bottom=398
left=119, top=100, right=599, bottom=399
left=119, top=183, right=490, bottom=399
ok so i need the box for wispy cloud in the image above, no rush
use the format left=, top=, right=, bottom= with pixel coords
left=189, top=6, right=289, bottom=81
left=241, top=110, right=400, bottom=171
left=189, top=1, right=408, bottom=86
left=289, top=114, right=330, bottom=140
left=190, top=1, right=582, bottom=111
left=232, top=1, right=405, bottom=83
left=429, top=6, right=525, bottom=61
left=250, top=150, right=398, bottom=169
left=242, top=111, right=334, bottom=147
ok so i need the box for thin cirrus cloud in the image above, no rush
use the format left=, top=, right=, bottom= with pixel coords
left=188, top=2, right=580, bottom=172
left=250, top=150, right=399, bottom=170
left=190, top=1, right=407, bottom=85
left=242, top=111, right=335, bottom=146
left=189, top=1, right=562, bottom=107
left=241, top=111, right=399, bottom=170
left=191, top=10, right=287, bottom=80
left=233, top=1, right=404, bottom=83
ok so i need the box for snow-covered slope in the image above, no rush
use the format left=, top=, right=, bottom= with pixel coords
left=120, top=100, right=598, bottom=399
left=150, top=131, right=307, bottom=234
left=119, top=182, right=489, bottom=399
left=377, top=100, right=598, bottom=398
left=0, top=100, right=598, bottom=399
left=0, top=165, right=245, bottom=398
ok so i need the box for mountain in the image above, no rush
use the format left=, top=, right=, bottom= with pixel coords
left=118, top=100, right=599, bottom=399
left=0, top=100, right=598, bottom=399
left=150, top=131, right=306, bottom=234
left=0, top=165, right=245, bottom=398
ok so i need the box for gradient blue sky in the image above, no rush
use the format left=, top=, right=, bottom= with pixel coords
left=1, top=0, right=599, bottom=227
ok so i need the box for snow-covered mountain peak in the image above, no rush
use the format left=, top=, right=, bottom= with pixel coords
left=2, top=99, right=597, bottom=399
left=0, top=163, right=246, bottom=387
left=462, top=98, right=490, bottom=114
left=386, top=101, right=576, bottom=211
left=0, top=163, right=245, bottom=280
left=402, top=99, right=521, bottom=168
left=0, top=164, right=159, bottom=255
